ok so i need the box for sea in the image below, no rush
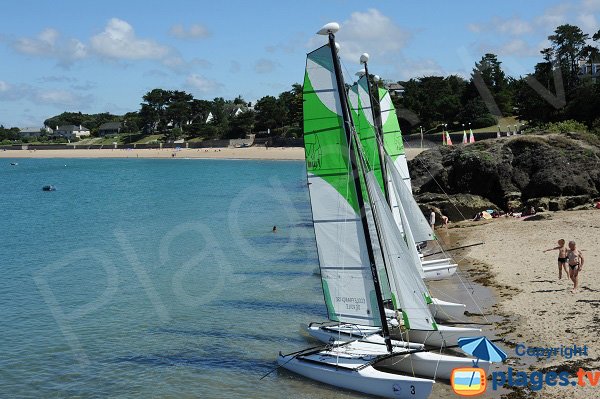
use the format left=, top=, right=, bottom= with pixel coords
left=0, top=158, right=495, bottom=399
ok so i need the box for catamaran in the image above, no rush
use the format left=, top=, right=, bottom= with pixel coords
left=277, top=22, right=435, bottom=399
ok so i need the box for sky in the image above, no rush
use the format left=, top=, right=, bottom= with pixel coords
left=0, top=0, right=598, bottom=127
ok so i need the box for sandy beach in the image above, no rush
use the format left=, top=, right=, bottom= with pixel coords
left=448, top=210, right=600, bottom=398
left=0, top=146, right=426, bottom=161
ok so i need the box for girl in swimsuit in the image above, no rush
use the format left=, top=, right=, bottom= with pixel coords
left=543, top=239, right=568, bottom=279
left=566, top=241, right=584, bottom=293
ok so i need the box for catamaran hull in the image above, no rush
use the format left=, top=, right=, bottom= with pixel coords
left=278, top=354, right=434, bottom=399
left=306, top=325, right=486, bottom=380
left=422, top=262, right=457, bottom=280
left=398, top=325, right=482, bottom=348
left=376, top=351, right=489, bottom=381
left=429, top=298, right=466, bottom=321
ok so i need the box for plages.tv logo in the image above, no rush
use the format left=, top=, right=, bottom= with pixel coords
left=451, top=367, right=487, bottom=396
left=451, top=336, right=507, bottom=396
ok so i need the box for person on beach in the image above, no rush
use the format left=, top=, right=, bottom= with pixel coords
left=543, top=239, right=569, bottom=279
left=429, top=210, right=436, bottom=230
left=441, top=214, right=449, bottom=227
left=566, top=241, right=584, bottom=293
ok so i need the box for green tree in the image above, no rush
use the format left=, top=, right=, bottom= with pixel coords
left=254, top=95, right=285, bottom=133
left=548, top=24, right=589, bottom=92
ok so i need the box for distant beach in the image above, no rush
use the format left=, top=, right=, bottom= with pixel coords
left=0, top=146, right=428, bottom=161
left=448, top=210, right=600, bottom=398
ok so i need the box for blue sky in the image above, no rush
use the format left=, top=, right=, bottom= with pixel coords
left=0, top=0, right=598, bottom=127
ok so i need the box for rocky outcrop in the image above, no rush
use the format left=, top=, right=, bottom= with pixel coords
left=409, top=133, right=600, bottom=219
left=416, top=193, right=498, bottom=222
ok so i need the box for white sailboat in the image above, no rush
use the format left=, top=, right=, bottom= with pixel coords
left=376, top=81, right=458, bottom=280
left=306, top=54, right=483, bottom=353
left=277, top=22, right=434, bottom=398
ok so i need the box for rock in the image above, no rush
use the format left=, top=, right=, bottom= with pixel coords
left=415, top=193, right=498, bottom=222
left=409, top=134, right=600, bottom=219
left=564, top=195, right=591, bottom=209
left=527, top=197, right=551, bottom=211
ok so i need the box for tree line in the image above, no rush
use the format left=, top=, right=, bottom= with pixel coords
left=2, top=23, right=598, bottom=144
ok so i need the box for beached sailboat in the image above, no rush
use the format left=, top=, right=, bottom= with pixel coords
left=370, top=79, right=459, bottom=280
left=277, top=22, right=434, bottom=398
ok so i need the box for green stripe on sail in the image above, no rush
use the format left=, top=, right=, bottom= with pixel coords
left=321, top=279, right=339, bottom=322
left=351, top=78, right=384, bottom=192
left=402, top=310, right=411, bottom=330
left=378, top=87, right=405, bottom=160
left=303, top=47, right=359, bottom=213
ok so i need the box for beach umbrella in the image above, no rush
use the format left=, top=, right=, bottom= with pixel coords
left=442, top=130, right=447, bottom=146
left=469, top=128, right=475, bottom=143
left=462, top=129, right=467, bottom=144
left=458, top=336, right=507, bottom=365
left=458, top=336, right=507, bottom=387
left=446, top=131, right=453, bottom=146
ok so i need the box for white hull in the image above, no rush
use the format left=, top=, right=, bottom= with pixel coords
left=383, top=298, right=466, bottom=323
left=422, top=260, right=458, bottom=280
left=307, top=325, right=486, bottom=380
left=429, top=298, right=466, bottom=321
left=278, top=345, right=434, bottom=399
left=399, top=324, right=482, bottom=348
left=377, top=350, right=489, bottom=381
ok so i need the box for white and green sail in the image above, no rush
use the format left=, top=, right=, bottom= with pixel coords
left=385, top=152, right=434, bottom=243
left=379, top=87, right=411, bottom=192
left=364, top=170, right=437, bottom=331
left=348, top=79, right=394, bottom=303
left=349, top=77, right=385, bottom=190
left=303, top=44, right=383, bottom=327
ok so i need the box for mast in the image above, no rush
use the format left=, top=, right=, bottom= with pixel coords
left=360, top=54, right=390, bottom=205
left=325, top=28, right=393, bottom=353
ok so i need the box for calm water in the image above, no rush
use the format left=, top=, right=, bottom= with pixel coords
left=0, top=158, right=370, bottom=399
left=0, top=158, right=497, bottom=399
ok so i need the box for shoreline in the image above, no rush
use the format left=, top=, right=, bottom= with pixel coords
left=0, top=147, right=427, bottom=161
left=448, top=210, right=600, bottom=398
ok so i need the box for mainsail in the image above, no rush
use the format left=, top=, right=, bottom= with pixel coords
left=379, top=86, right=411, bottom=193
left=385, top=152, right=434, bottom=243
left=364, top=170, right=437, bottom=331
left=303, top=44, right=383, bottom=327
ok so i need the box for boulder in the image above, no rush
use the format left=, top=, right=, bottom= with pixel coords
left=409, top=134, right=600, bottom=219
left=415, top=193, right=498, bottom=222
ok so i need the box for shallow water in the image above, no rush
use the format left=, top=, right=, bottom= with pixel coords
left=0, top=158, right=496, bottom=398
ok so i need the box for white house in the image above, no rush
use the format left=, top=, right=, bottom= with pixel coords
left=54, top=125, right=91, bottom=140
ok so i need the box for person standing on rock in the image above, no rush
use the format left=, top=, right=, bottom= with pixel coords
left=543, top=239, right=569, bottom=280
left=566, top=241, right=584, bottom=293
left=429, top=209, right=436, bottom=230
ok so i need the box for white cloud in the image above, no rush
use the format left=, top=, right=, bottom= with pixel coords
left=308, top=9, right=410, bottom=63
left=535, top=3, right=571, bottom=28
left=185, top=74, right=223, bottom=94
left=468, top=24, right=483, bottom=33
left=496, top=18, right=533, bottom=36
left=12, top=28, right=87, bottom=66
left=90, top=18, right=170, bottom=60
left=395, top=59, right=445, bottom=79
left=578, top=13, right=598, bottom=34
left=34, top=90, right=92, bottom=107
left=582, top=0, right=600, bottom=12
left=496, top=39, right=541, bottom=57
left=254, top=58, right=279, bottom=74
left=0, top=80, right=93, bottom=108
left=169, top=24, right=210, bottom=39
